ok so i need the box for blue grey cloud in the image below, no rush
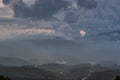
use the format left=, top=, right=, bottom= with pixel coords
left=77, top=0, right=97, bottom=9
left=3, top=0, right=68, bottom=19
left=2, top=0, right=98, bottom=19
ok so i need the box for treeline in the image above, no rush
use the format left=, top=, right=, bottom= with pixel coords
left=0, top=74, right=120, bottom=80
left=0, top=75, right=11, bottom=80
left=115, top=76, right=120, bottom=80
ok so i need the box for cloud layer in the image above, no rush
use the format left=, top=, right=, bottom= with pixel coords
left=0, top=0, right=120, bottom=41
left=2, top=0, right=98, bottom=19
left=4, top=0, right=68, bottom=19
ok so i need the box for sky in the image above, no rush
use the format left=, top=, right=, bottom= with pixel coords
left=0, top=0, right=120, bottom=64
left=0, top=0, right=119, bottom=40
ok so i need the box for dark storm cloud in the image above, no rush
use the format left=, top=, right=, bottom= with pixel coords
left=77, top=0, right=98, bottom=9
left=3, top=0, right=68, bottom=19
left=2, top=0, right=97, bottom=19
left=2, top=0, right=11, bottom=4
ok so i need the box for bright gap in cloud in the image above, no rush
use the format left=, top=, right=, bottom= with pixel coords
left=0, top=0, right=14, bottom=18
left=0, top=28, right=56, bottom=39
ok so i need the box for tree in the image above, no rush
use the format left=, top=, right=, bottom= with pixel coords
left=115, top=75, right=120, bottom=80
left=0, top=75, right=11, bottom=80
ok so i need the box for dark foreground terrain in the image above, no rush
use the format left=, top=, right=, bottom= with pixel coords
left=0, top=63, right=120, bottom=80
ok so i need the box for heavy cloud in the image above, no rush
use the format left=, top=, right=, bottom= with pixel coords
left=77, top=0, right=97, bottom=9
left=2, top=0, right=98, bottom=19
left=3, top=0, right=68, bottom=19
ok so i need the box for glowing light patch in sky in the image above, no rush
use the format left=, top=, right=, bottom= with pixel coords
left=0, top=0, right=5, bottom=8
left=80, top=30, right=86, bottom=37
left=0, top=0, right=14, bottom=18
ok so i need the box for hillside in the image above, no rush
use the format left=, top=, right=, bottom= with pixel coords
left=0, top=56, right=31, bottom=66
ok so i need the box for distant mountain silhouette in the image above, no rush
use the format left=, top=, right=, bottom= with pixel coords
left=0, top=56, right=31, bottom=66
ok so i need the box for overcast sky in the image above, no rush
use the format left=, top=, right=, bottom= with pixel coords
left=0, top=0, right=120, bottom=64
